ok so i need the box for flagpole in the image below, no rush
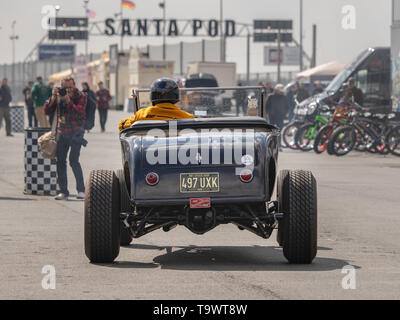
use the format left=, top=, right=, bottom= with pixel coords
left=120, top=1, right=124, bottom=52
left=84, top=0, right=89, bottom=58
left=162, top=0, right=166, bottom=60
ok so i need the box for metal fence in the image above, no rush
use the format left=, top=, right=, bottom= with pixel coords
left=2, top=38, right=296, bottom=102
left=147, top=39, right=221, bottom=76
left=0, top=53, right=103, bottom=103
left=0, top=61, right=73, bottom=103
left=237, top=71, right=295, bottom=86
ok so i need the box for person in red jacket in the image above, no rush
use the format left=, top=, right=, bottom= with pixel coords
left=44, top=77, right=87, bottom=201
left=96, top=81, right=112, bottom=132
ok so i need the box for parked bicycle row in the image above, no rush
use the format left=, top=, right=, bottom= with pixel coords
left=282, top=100, right=400, bottom=157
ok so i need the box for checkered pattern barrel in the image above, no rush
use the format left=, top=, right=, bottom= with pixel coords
left=10, top=106, right=25, bottom=133
left=24, top=128, right=58, bottom=196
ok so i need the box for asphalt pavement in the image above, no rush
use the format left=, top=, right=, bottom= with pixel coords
left=0, top=110, right=399, bottom=299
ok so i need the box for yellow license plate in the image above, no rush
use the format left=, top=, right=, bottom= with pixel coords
left=180, top=173, right=220, bottom=193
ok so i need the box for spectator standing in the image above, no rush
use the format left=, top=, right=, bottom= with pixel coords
left=286, top=83, right=298, bottom=122
left=265, top=82, right=274, bottom=95
left=44, top=77, right=87, bottom=201
left=265, top=84, right=290, bottom=150
left=296, top=82, right=310, bottom=103
left=265, top=84, right=290, bottom=130
left=312, top=81, right=324, bottom=95
left=82, top=82, right=96, bottom=132
left=0, top=78, right=13, bottom=137
left=346, top=78, right=364, bottom=105
left=233, top=82, right=248, bottom=116
left=23, top=81, right=37, bottom=128
left=96, top=81, right=112, bottom=132
left=31, top=76, right=51, bottom=127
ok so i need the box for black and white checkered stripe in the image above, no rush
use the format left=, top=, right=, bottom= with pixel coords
left=24, top=129, right=58, bottom=196
left=10, top=106, right=25, bottom=133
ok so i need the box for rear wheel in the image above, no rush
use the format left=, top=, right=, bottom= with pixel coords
left=116, top=169, right=133, bottom=246
left=277, top=170, right=317, bottom=264
left=313, top=125, right=333, bottom=154
left=328, top=126, right=356, bottom=156
left=84, top=170, right=120, bottom=263
left=387, top=125, right=400, bottom=156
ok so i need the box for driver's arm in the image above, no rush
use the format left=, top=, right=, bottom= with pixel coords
left=119, top=114, right=138, bottom=132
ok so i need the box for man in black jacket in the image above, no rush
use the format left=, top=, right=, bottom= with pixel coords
left=23, top=81, right=37, bottom=128
left=0, top=78, right=13, bottom=137
left=265, top=84, right=290, bottom=128
left=312, top=81, right=324, bottom=95
left=296, top=82, right=310, bottom=102
left=265, top=84, right=289, bottom=149
left=346, top=78, right=364, bottom=105
left=82, top=82, right=96, bottom=132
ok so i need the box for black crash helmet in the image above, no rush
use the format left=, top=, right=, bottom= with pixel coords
left=150, top=78, right=180, bottom=105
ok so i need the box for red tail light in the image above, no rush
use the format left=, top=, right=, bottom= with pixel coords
left=239, top=169, right=253, bottom=183
left=145, top=172, right=159, bottom=186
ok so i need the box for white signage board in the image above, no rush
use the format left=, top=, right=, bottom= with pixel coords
left=264, top=46, right=300, bottom=66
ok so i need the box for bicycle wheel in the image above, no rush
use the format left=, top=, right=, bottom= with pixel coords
left=313, top=125, right=334, bottom=154
left=295, top=123, right=316, bottom=152
left=328, top=126, right=356, bottom=156
left=282, top=121, right=302, bottom=150
left=386, top=125, right=400, bottom=156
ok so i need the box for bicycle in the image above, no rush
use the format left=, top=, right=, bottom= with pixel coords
left=294, top=103, right=332, bottom=152
left=328, top=110, right=400, bottom=157
left=313, top=104, right=352, bottom=154
left=282, top=99, right=304, bottom=150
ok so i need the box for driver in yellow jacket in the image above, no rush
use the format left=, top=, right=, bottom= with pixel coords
left=119, top=78, right=194, bottom=132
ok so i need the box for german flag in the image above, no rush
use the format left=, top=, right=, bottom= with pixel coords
left=121, top=0, right=135, bottom=9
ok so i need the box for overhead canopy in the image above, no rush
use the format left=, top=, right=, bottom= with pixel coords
left=48, top=57, right=110, bottom=83
left=296, top=61, right=346, bottom=82
left=48, top=68, right=74, bottom=83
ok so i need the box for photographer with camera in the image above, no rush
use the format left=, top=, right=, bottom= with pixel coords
left=44, top=77, right=87, bottom=201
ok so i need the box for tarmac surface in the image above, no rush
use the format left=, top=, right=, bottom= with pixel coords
left=0, top=110, right=399, bottom=300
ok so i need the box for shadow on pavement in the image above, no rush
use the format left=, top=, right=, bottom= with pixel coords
left=103, top=243, right=355, bottom=272
left=94, top=261, right=159, bottom=269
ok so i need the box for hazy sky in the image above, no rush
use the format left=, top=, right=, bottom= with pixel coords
left=0, top=0, right=392, bottom=73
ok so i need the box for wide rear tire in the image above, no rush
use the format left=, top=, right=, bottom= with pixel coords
left=84, top=170, right=120, bottom=263
left=277, top=170, right=317, bottom=264
left=116, top=169, right=133, bottom=246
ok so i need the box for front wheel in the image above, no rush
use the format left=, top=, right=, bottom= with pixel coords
left=277, top=170, right=317, bottom=264
left=84, top=170, right=121, bottom=263
left=313, top=125, right=334, bottom=154
left=295, top=124, right=316, bottom=152
left=282, top=121, right=302, bottom=150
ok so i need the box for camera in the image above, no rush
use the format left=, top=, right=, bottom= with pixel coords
left=57, top=87, right=67, bottom=97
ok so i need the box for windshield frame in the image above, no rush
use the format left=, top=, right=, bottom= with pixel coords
left=132, top=86, right=267, bottom=118
left=325, top=48, right=373, bottom=93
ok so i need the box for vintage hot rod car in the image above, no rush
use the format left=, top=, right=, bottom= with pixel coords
left=84, top=86, right=317, bottom=264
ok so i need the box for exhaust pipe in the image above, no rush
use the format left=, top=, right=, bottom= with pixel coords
left=162, top=223, right=177, bottom=232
